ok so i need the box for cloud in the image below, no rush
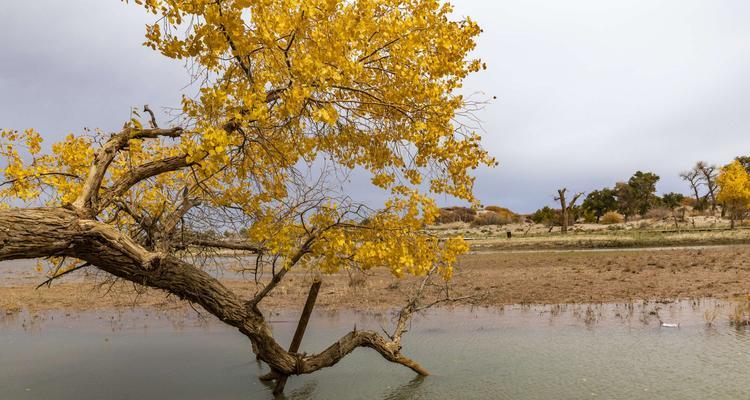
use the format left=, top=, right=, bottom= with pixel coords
left=2, top=0, right=750, bottom=212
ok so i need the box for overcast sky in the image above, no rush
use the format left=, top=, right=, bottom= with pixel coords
left=2, top=1, right=750, bottom=212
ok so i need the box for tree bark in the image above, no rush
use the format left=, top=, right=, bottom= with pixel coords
left=0, top=206, right=427, bottom=378
left=557, top=189, right=568, bottom=234
left=556, top=189, right=583, bottom=235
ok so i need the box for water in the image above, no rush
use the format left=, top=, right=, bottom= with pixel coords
left=0, top=258, right=265, bottom=287
left=1, top=301, right=749, bottom=399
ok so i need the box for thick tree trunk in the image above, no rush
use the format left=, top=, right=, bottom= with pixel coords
left=556, top=189, right=582, bottom=235
left=557, top=189, right=568, bottom=235
left=0, top=207, right=427, bottom=378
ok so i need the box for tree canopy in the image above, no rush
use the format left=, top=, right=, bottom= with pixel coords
left=582, top=188, right=617, bottom=222
left=2, top=0, right=494, bottom=279
left=0, top=0, right=493, bottom=384
left=716, top=160, right=750, bottom=228
left=615, top=171, right=659, bottom=219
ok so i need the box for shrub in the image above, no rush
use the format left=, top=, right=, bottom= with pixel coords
left=472, top=211, right=513, bottom=226
left=582, top=209, right=597, bottom=223
left=601, top=211, right=624, bottom=224
left=530, top=206, right=560, bottom=226
left=484, top=205, right=521, bottom=222
left=435, top=207, right=476, bottom=224
left=729, top=296, right=750, bottom=327
left=644, top=207, right=670, bottom=219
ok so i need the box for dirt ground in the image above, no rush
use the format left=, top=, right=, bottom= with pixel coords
left=2, top=245, right=750, bottom=313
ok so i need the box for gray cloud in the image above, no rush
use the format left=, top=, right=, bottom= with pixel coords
left=2, top=0, right=750, bottom=212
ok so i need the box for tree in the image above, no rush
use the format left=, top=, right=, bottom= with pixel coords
left=530, top=206, right=558, bottom=227
left=679, top=168, right=703, bottom=208
left=0, top=0, right=493, bottom=391
left=661, top=192, right=685, bottom=229
left=735, top=156, right=750, bottom=174
left=696, top=162, right=719, bottom=211
left=582, top=188, right=617, bottom=223
left=661, top=192, right=685, bottom=210
left=616, top=171, right=659, bottom=219
left=716, top=161, right=750, bottom=229
left=555, top=188, right=583, bottom=234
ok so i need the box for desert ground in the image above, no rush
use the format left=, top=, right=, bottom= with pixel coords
left=3, top=241, right=750, bottom=314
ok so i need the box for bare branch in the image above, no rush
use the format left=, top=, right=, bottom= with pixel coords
left=36, top=263, right=91, bottom=289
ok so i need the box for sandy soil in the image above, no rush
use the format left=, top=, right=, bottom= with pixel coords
left=2, top=245, right=750, bottom=313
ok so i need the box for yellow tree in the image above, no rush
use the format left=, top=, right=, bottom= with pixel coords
left=716, top=160, right=750, bottom=229
left=0, top=0, right=493, bottom=389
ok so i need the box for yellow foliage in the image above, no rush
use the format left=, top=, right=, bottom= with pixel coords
left=716, top=160, right=750, bottom=218
left=1, top=0, right=495, bottom=280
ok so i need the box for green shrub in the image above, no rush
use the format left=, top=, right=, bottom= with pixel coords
left=530, top=206, right=559, bottom=226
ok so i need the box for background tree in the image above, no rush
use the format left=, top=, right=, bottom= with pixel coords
left=696, top=162, right=719, bottom=211
left=555, top=188, right=583, bottom=234
left=0, top=0, right=493, bottom=390
left=679, top=168, right=704, bottom=209
left=615, top=182, right=637, bottom=220
left=582, top=188, right=617, bottom=223
left=735, top=156, right=750, bottom=174
left=616, top=171, right=659, bottom=219
left=530, top=206, right=558, bottom=229
left=661, top=192, right=685, bottom=210
left=661, top=192, right=685, bottom=229
left=716, top=160, right=750, bottom=229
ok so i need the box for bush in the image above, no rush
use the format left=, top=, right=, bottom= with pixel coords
left=484, top=205, right=521, bottom=222
left=472, top=211, right=513, bottom=226
left=601, top=211, right=624, bottom=224
left=530, top=206, right=559, bottom=226
left=644, top=207, right=670, bottom=219
left=582, top=209, right=597, bottom=223
left=435, top=207, right=476, bottom=224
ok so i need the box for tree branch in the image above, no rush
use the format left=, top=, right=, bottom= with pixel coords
left=73, top=127, right=183, bottom=213
left=98, top=155, right=191, bottom=211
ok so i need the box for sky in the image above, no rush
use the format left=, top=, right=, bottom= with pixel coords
left=2, top=1, right=750, bottom=213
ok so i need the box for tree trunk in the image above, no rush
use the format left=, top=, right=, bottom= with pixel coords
left=0, top=206, right=428, bottom=378
left=557, top=189, right=568, bottom=235
left=556, top=189, right=582, bottom=235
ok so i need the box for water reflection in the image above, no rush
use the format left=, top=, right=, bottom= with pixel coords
left=1, top=301, right=749, bottom=399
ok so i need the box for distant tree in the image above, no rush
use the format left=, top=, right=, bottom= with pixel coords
left=582, top=188, right=617, bottom=223
left=531, top=206, right=558, bottom=227
left=616, top=171, right=660, bottom=220
left=661, top=192, right=685, bottom=229
left=661, top=192, right=685, bottom=210
left=679, top=168, right=704, bottom=208
left=696, top=162, right=719, bottom=211
left=716, top=160, right=750, bottom=229
left=555, top=188, right=583, bottom=234
left=615, top=182, right=637, bottom=220
left=735, top=156, right=750, bottom=174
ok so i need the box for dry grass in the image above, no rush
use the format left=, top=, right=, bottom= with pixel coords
left=729, top=296, right=750, bottom=326
left=2, top=246, right=750, bottom=313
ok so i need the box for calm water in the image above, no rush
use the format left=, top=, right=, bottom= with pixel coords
left=1, top=301, right=749, bottom=399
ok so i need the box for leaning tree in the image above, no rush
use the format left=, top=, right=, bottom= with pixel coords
left=0, top=0, right=493, bottom=392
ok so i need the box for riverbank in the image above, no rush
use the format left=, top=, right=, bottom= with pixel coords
left=2, top=245, right=750, bottom=313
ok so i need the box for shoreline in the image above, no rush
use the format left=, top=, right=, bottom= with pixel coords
left=2, top=245, right=750, bottom=314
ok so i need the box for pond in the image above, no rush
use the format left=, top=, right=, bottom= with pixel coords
left=1, top=301, right=749, bottom=399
